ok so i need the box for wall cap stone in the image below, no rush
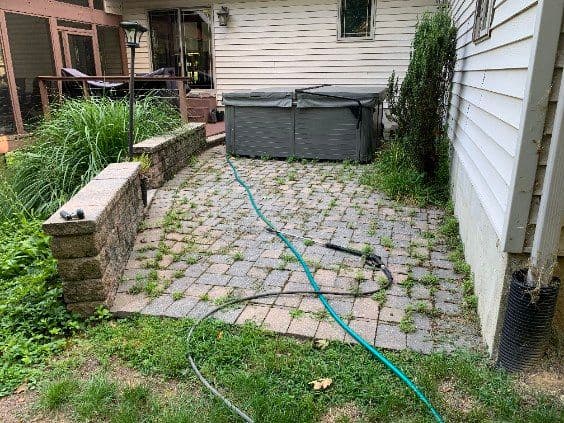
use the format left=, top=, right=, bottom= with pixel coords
left=132, top=123, right=205, bottom=154
left=43, top=162, right=140, bottom=237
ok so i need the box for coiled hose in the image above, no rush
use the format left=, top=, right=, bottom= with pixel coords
left=186, top=157, right=444, bottom=423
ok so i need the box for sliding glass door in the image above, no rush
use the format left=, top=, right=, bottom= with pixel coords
left=148, top=9, right=213, bottom=88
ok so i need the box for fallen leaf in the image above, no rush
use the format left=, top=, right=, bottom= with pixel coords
left=309, top=378, right=333, bottom=391
left=314, top=339, right=330, bottom=350
left=14, top=383, right=28, bottom=394
left=216, top=331, right=223, bottom=340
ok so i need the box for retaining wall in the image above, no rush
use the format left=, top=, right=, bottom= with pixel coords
left=133, top=123, right=206, bottom=189
left=43, top=163, right=143, bottom=315
left=43, top=123, right=208, bottom=315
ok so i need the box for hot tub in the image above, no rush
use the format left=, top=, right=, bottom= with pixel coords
left=223, top=86, right=385, bottom=163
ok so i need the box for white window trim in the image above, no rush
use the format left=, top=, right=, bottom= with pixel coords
left=472, top=0, right=495, bottom=43
left=337, top=0, right=375, bottom=42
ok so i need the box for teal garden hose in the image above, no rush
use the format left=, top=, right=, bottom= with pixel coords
left=186, top=157, right=444, bottom=423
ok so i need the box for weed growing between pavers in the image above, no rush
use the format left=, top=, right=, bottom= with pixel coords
left=119, top=148, right=481, bottom=368
left=30, top=316, right=563, bottom=423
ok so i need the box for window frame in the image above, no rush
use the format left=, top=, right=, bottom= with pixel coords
left=337, top=0, right=376, bottom=42
left=472, top=0, right=495, bottom=43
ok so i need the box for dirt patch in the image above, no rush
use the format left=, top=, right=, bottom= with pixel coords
left=0, top=387, right=40, bottom=423
left=320, top=402, right=363, bottom=423
left=439, top=378, right=476, bottom=415
left=517, top=347, right=564, bottom=403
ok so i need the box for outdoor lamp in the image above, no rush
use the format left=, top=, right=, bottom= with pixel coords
left=217, top=6, right=230, bottom=26
left=120, top=21, right=147, bottom=159
left=120, top=21, right=147, bottom=48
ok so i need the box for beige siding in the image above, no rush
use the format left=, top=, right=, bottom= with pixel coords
left=447, top=0, right=538, bottom=237
left=121, top=0, right=436, bottom=97
left=525, top=19, right=564, bottom=255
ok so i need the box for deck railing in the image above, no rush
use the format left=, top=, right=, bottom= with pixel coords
left=37, top=76, right=191, bottom=122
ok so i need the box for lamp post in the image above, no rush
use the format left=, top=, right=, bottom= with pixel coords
left=120, top=21, right=147, bottom=158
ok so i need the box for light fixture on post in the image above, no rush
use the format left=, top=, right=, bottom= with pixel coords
left=217, top=6, right=230, bottom=26
left=120, top=21, right=147, bottom=158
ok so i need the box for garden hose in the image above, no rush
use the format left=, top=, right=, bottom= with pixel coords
left=186, top=157, right=444, bottom=423
left=187, top=288, right=383, bottom=423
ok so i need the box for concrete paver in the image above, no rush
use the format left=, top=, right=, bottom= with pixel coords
left=116, top=146, right=483, bottom=354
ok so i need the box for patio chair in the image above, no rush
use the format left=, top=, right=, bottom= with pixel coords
left=60, top=68, right=127, bottom=99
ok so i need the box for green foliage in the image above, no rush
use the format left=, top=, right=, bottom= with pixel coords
left=439, top=204, right=477, bottom=314
left=1, top=97, right=181, bottom=219
left=387, top=8, right=457, bottom=177
left=0, top=216, right=81, bottom=395
left=360, top=137, right=450, bottom=206
left=35, top=316, right=563, bottom=422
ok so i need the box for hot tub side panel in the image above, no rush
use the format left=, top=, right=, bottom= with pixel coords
left=294, top=107, right=360, bottom=161
left=226, top=105, right=295, bottom=158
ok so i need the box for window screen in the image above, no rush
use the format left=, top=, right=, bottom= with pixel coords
left=340, top=0, right=373, bottom=39
left=98, top=26, right=123, bottom=75
left=5, top=13, right=55, bottom=129
left=0, top=33, right=15, bottom=134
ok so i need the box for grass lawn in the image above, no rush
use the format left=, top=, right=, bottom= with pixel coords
left=9, top=316, right=562, bottom=423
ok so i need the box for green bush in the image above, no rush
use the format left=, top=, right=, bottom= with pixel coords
left=387, top=8, right=457, bottom=178
left=0, top=216, right=81, bottom=395
left=3, top=97, right=181, bottom=219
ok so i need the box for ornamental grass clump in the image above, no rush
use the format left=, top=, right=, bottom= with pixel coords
left=3, top=97, right=181, bottom=219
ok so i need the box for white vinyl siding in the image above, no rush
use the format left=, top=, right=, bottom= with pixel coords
left=121, top=0, right=436, bottom=97
left=447, top=0, right=538, bottom=238
left=213, top=0, right=435, bottom=93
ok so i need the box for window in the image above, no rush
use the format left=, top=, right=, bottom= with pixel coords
left=339, top=0, right=374, bottom=40
left=473, top=0, right=495, bottom=42
left=5, top=13, right=55, bottom=129
left=98, top=26, right=123, bottom=75
left=0, top=32, right=15, bottom=135
left=148, top=9, right=213, bottom=88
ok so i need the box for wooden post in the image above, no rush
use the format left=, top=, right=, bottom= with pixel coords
left=528, top=71, right=564, bottom=285
left=38, top=79, right=50, bottom=118
left=177, top=80, right=189, bottom=123
left=81, top=81, right=90, bottom=99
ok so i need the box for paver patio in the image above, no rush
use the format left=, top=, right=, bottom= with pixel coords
left=113, top=145, right=482, bottom=354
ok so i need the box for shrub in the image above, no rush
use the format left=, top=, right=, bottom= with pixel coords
left=387, top=8, right=457, bottom=178
left=0, top=216, right=81, bottom=395
left=3, top=97, right=181, bottom=219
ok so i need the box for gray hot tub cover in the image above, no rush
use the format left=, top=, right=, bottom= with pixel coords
left=223, top=86, right=386, bottom=108
left=222, top=87, right=295, bottom=107
left=296, top=86, right=386, bottom=108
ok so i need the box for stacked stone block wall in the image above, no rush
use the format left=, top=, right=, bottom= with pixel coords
left=133, top=122, right=206, bottom=189
left=43, top=162, right=143, bottom=316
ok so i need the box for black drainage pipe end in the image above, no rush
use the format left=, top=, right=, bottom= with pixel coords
left=497, top=269, right=560, bottom=372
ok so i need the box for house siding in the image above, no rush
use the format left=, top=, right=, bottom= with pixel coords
left=447, top=0, right=539, bottom=353
left=448, top=0, right=538, bottom=238
left=121, top=0, right=437, bottom=98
